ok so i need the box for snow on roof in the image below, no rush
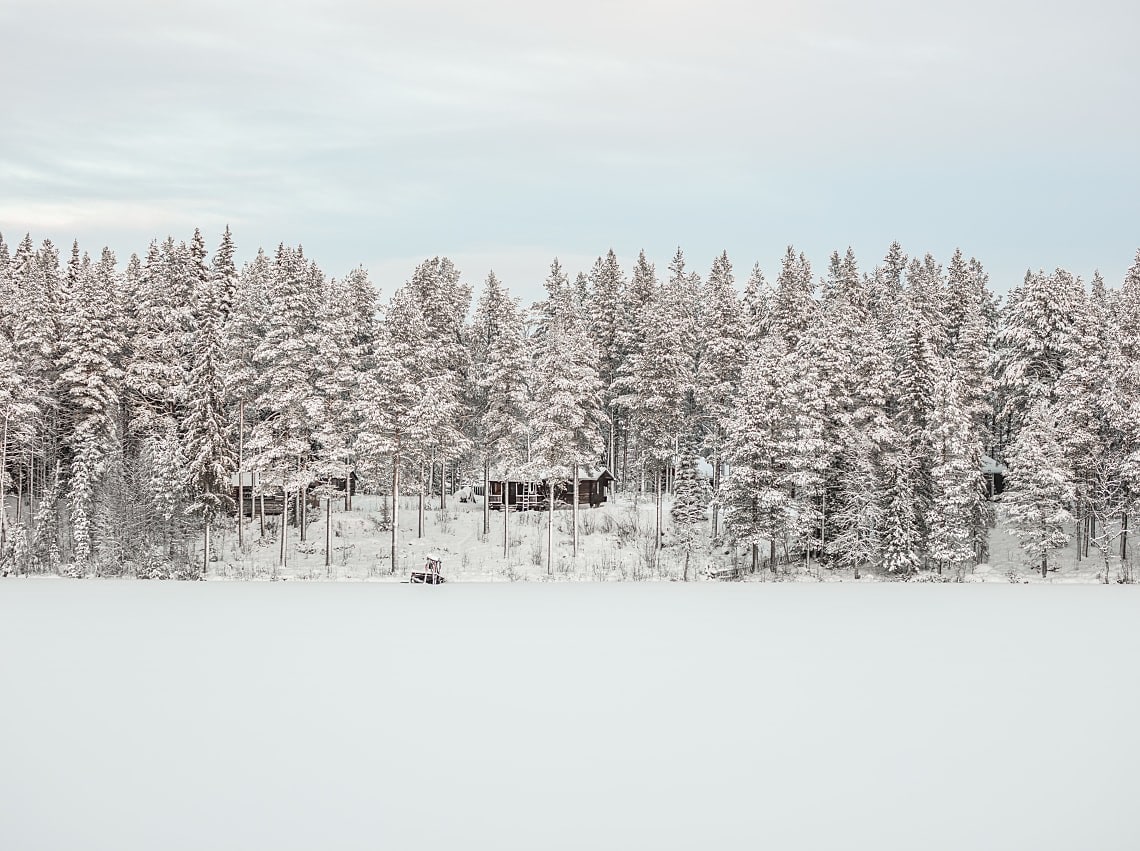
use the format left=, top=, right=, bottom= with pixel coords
left=981, top=455, right=1007, bottom=475
left=487, top=464, right=615, bottom=482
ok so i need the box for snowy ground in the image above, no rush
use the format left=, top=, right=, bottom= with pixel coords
left=1, top=490, right=1133, bottom=582
left=2, top=582, right=1138, bottom=851
left=190, top=492, right=1135, bottom=584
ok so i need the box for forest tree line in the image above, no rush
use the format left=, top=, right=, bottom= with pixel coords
left=1, top=227, right=1138, bottom=578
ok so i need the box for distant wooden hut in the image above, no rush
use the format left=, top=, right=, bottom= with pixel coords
left=487, top=465, right=615, bottom=511
left=229, top=472, right=349, bottom=517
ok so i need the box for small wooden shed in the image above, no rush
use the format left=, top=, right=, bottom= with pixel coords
left=486, top=465, right=615, bottom=510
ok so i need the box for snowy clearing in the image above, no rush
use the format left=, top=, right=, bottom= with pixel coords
left=2, top=582, right=1138, bottom=851
left=121, top=492, right=1136, bottom=584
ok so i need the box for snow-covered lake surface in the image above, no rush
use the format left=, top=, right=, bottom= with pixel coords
left=2, top=582, right=1138, bottom=850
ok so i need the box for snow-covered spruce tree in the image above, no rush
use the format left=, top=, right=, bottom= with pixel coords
left=772, top=246, right=815, bottom=349
left=812, top=249, right=893, bottom=554
left=57, top=246, right=125, bottom=569
left=827, top=425, right=884, bottom=578
left=124, top=241, right=188, bottom=439
left=312, top=268, right=378, bottom=509
left=1003, top=401, right=1076, bottom=577
left=879, top=446, right=922, bottom=575
left=696, top=251, right=744, bottom=534
left=670, top=446, right=709, bottom=580
left=740, top=263, right=773, bottom=345
left=586, top=250, right=626, bottom=471
left=891, top=304, right=939, bottom=557
left=0, top=324, right=39, bottom=556
left=992, top=269, right=1082, bottom=442
left=621, top=249, right=695, bottom=544
left=613, top=250, right=659, bottom=486
left=249, top=244, right=322, bottom=544
left=472, top=272, right=529, bottom=540
left=30, top=462, right=62, bottom=573
left=528, top=259, right=605, bottom=566
left=866, top=241, right=907, bottom=330
left=926, top=367, right=987, bottom=573
left=224, top=248, right=271, bottom=411
left=183, top=256, right=234, bottom=575
left=403, top=256, right=474, bottom=509
left=721, top=334, right=794, bottom=573
left=211, top=225, right=239, bottom=325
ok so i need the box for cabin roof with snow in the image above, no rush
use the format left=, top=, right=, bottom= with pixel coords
left=487, top=464, right=615, bottom=484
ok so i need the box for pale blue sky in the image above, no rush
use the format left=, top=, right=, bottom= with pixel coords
left=2, top=0, right=1137, bottom=300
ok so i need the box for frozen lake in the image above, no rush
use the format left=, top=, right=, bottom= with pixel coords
left=2, top=582, right=1138, bottom=850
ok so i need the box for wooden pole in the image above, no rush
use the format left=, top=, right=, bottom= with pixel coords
left=298, top=456, right=306, bottom=542
left=1122, top=512, right=1129, bottom=561
left=483, top=458, right=490, bottom=535
left=0, top=411, right=8, bottom=551
left=391, top=452, right=400, bottom=574
left=547, top=479, right=554, bottom=576
left=572, top=466, right=579, bottom=558
left=279, top=488, right=288, bottom=568
left=655, top=467, right=662, bottom=550
left=237, top=400, right=244, bottom=549
left=418, top=460, right=425, bottom=538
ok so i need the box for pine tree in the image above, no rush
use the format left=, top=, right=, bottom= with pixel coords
left=586, top=250, right=626, bottom=469
left=926, top=368, right=986, bottom=573
left=1003, top=401, right=1076, bottom=577
left=183, top=254, right=234, bottom=574
left=670, top=446, right=708, bottom=580
left=528, top=259, right=605, bottom=564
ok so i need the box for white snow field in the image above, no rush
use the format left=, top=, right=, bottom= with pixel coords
left=184, top=492, right=1131, bottom=584
left=2, top=582, right=1139, bottom=851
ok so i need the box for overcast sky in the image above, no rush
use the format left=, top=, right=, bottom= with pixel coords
left=2, top=0, right=1137, bottom=301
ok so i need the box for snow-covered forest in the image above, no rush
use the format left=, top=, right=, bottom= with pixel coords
left=2, top=228, right=1139, bottom=581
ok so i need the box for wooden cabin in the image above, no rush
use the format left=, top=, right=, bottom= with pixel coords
left=487, top=466, right=615, bottom=511
left=228, top=472, right=347, bottom=517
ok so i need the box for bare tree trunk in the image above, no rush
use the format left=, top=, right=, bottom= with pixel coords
left=440, top=457, right=447, bottom=511
left=572, top=467, right=579, bottom=558
left=325, top=494, right=332, bottom=574
left=298, top=456, right=307, bottom=542
left=259, top=492, right=265, bottom=539
left=608, top=407, right=616, bottom=475
left=237, top=400, right=244, bottom=549
left=346, top=462, right=353, bottom=511
left=820, top=486, right=827, bottom=555
left=483, top=458, right=490, bottom=535
left=655, top=467, right=662, bottom=550
left=547, top=480, right=554, bottom=576
left=391, top=453, right=400, bottom=574
left=1041, top=553, right=1048, bottom=578
left=711, top=438, right=719, bottom=538
left=503, top=479, right=510, bottom=562
left=0, top=412, right=8, bottom=551
left=418, top=460, right=425, bottom=539
left=279, top=489, right=288, bottom=568
left=621, top=428, right=629, bottom=495
left=1122, top=512, right=1129, bottom=561
left=751, top=543, right=758, bottom=574
left=15, top=461, right=22, bottom=525
left=202, top=521, right=210, bottom=577
left=27, top=449, right=35, bottom=570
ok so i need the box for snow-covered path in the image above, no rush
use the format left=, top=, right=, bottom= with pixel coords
left=2, top=582, right=1138, bottom=850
